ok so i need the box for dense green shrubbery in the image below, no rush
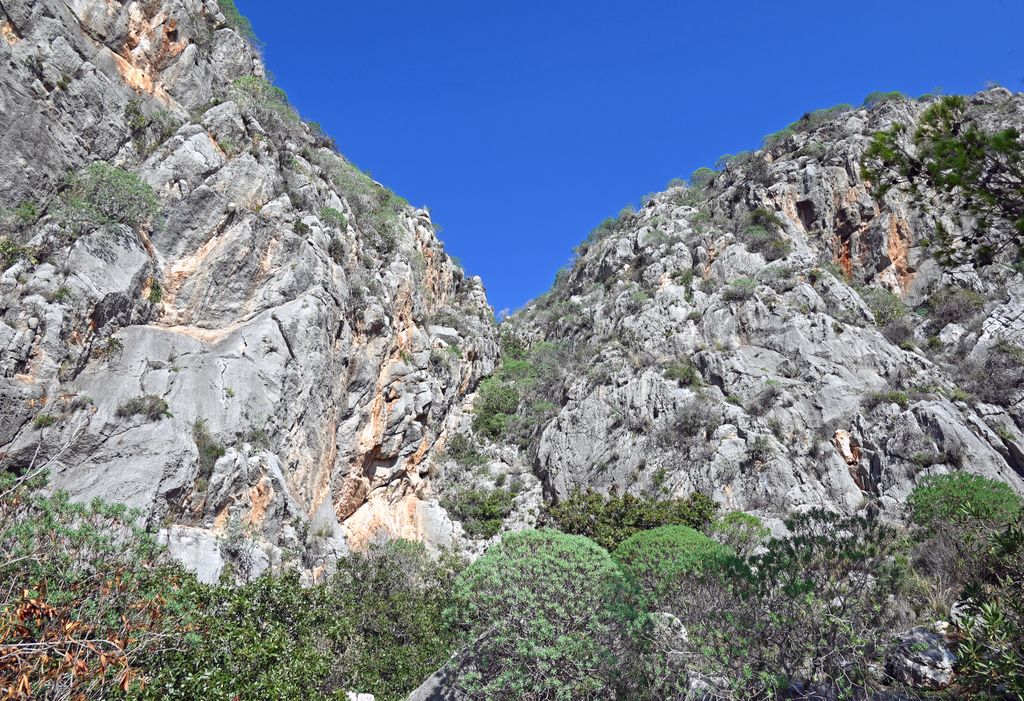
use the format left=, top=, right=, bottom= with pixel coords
left=139, top=539, right=459, bottom=701
left=909, top=472, right=1022, bottom=534
left=441, top=487, right=515, bottom=538
left=737, top=208, right=790, bottom=261
left=6, top=459, right=1023, bottom=700
left=544, top=489, right=717, bottom=551
left=58, top=162, right=159, bottom=236
left=471, top=339, right=568, bottom=448
left=613, top=525, right=731, bottom=605
left=449, top=529, right=635, bottom=700
left=0, top=471, right=462, bottom=701
left=0, top=471, right=189, bottom=698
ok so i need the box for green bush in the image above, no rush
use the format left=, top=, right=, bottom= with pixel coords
left=712, top=511, right=770, bottom=557
left=142, top=539, right=460, bottom=701
left=722, top=277, right=758, bottom=301
left=216, top=0, right=257, bottom=44
left=471, top=376, right=519, bottom=439
left=663, top=359, right=701, bottom=386
left=862, top=389, right=910, bottom=410
left=32, top=413, right=57, bottom=429
left=441, top=487, right=515, bottom=539
left=863, top=90, right=907, bottom=109
left=320, top=206, right=348, bottom=229
left=859, top=286, right=907, bottom=326
left=954, top=517, right=1024, bottom=698
left=678, top=510, right=911, bottom=698
left=58, top=162, right=159, bottom=235
left=193, top=419, right=226, bottom=484
left=689, top=167, right=718, bottom=189
left=329, top=540, right=463, bottom=699
left=0, top=472, right=192, bottom=699
left=443, top=433, right=488, bottom=467
left=545, top=489, right=717, bottom=551
left=116, top=394, right=171, bottom=421
left=928, top=286, right=984, bottom=328
left=908, top=473, right=1021, bottom=534
left=613, top=525, right=731, bottom=605
left=449, top=529, right=633, bottom=699
left=0, top=237, right=35, bottom=271
left=231, top=76, right=300, bottom=130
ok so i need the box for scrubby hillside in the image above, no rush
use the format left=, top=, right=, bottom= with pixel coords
left=0, top=0, right=497, bottom=581
left=472, top=89, right=1024, bottom=530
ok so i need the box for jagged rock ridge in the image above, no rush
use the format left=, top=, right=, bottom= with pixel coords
left=502, top=89, right=1024, bottom=527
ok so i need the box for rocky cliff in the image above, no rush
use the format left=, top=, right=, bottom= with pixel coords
left=3, top=0, right=1023, bottom=583
left=0, top=0, right=497, bottom=581
left=498, top=89, right=1024, bottom=529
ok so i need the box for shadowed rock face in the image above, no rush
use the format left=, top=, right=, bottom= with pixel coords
left=0, top=0, right=497, bottom=580
left=504, top=90, right=1024, bottom=527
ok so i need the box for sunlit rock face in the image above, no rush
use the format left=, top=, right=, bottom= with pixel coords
left=0, top=0, right=497, bottom=580
left=503, top=89, right=1024, bottom=529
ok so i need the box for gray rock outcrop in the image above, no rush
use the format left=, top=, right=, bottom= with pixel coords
left=503, top=90, right=1024, bottom=524
left=0, top=0, right=497, bottom=579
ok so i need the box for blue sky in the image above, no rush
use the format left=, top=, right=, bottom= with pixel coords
left=239, top=0, right=1023, bottom=314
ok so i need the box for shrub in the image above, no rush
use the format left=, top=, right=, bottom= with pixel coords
left=31, top=414, right=57, bottom=429
left=58, top=162, right=159, bottom=235
left=471, top=376, right=519, bottom=439
left=216, top=0, right=257, bottom=44
left=0, top=237, right=35, bottom=271
left=0, top=472, right=191, bottom=699
left=448, top=529, right=632, bottom=699
left=443, top=433, right=488, bottom=468
left=722, top=277, right=757, bottom=301
left=320, top=207, right=348, bottom=229
left=712, top=511, right=770, bottom=557
left=859, top=286, right=907, bottom=326
left=863, top=90, right=907, bottom=109
left=116, top=394, right=171, bottom=421
left=862, top=389, right=910, bottom=410
left=613, top=525, right=731, bottom=606
left=908, top=473, right=1021, bottom=534
left=662, top=396, right=723, bottom=449
left=327, top=540, right=463, bottom=699
left=441, top=487, right=515, bottom=539
left=954, top=517, right=1024, bottom=698
left=231, top=76, right=299, bottom=130
left=544, top=489, right=717, bottom=551
left=960, top=340, right=1024, bottom=406
left=663, top=359, right=701, bottom=386
left=928, top=285, right=984, bottom=329
left=678, top=510, right=911, bottom=699
left=689, top=167, right=718, bottom=189
left=193, top=419, right=226, bottom=483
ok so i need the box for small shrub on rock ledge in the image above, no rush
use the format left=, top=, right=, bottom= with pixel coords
left=116, top=394, right=171, bottom=421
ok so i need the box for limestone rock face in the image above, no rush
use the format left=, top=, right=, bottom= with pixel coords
left=0, top=0, right=497, bottom=579
left=505, top=90, right=1024, bottom=525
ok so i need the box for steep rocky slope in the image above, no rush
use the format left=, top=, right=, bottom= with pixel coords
left=0, top=0, right=497, bottom=580
left=499, top=89, right=1024, bottom=527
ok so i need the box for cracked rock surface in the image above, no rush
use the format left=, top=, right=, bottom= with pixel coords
left=0, top=0, right=497, bottom=580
